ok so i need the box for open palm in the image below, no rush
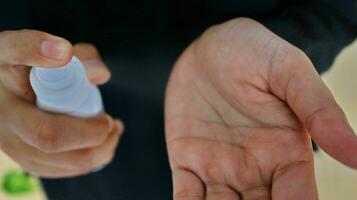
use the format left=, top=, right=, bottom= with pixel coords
left=165, top=18, right=357, bottom=200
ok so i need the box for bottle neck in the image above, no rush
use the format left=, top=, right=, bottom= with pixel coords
left=30, top=56, right=92, bottom=112
left=33, top=57, right=82, bottom=90
left=35, top=65, right=70, bottom=82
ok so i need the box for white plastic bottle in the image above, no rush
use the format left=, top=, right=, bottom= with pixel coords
left=30, top=56, right=103, bottom=117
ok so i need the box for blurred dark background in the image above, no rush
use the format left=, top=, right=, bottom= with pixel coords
left=0, top=0, right=355, bottom=199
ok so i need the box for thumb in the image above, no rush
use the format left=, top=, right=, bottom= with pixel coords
left=270, top=48, right=357, bottom=168
left=0, top=29, right=72, bottom=67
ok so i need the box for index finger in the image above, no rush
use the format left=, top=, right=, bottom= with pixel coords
left=73, top=43, right=111, bottom=85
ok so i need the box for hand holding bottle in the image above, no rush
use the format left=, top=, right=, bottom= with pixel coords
left=0, top=30, right=124, bottom=178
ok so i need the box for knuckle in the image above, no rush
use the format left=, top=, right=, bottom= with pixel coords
left=94, top=132, right=108, bottom=145
left=274, top=44, right=312, bottom=69
left=84, top=131, right=108, bottom=147
left=72, top=147, right=115, bottom=171
left=33, top=120, right=63, bottom=152
left=73, top=149, right=97, bottom=170
left=86, top=118, right=111, bottom=145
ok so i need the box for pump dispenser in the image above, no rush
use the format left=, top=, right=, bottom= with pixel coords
left=30, top=56, right=103, bottom=117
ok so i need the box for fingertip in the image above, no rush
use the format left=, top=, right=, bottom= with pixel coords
left=102, top=114, right=115, bottom=133
left=114, top=119, right=125, bottom=135
left=88, top=70, right=111, bottom=85
left=94, top=69, right=111, bottom=85
left=82, top=58, right=111, bottom=85
left=72, top=43, right=111, bottom=85
left=306, top=105, right=357, bottom=168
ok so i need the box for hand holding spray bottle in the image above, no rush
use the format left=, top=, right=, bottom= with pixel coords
left=30, top=56, right=106, bottom=171
left=30, top=56, right=103, bottom=117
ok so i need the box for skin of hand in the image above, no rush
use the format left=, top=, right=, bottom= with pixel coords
left=165, top=18, right=357, bottom=200
left=0, top=30, right=124, bottom=178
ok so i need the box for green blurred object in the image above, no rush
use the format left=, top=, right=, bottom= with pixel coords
left=2, top=170, right=34, bottom=195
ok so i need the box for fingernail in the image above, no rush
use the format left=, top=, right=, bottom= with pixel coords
left=41, top=40, right=69, bottom=60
